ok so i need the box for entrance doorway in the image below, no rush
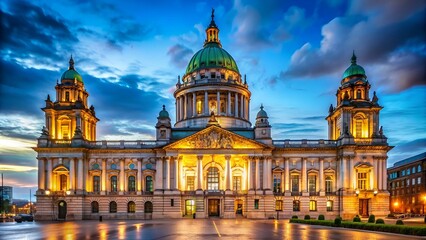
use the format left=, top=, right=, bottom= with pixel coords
left=235, top=199, right=243, bottom=214
left=359, top=199, right=369, bottom=217
left=58, top=201, right=67, bottom=220
left=208, top=199, right=220, bottom=217
left=185, top=200, right=196, bottom=216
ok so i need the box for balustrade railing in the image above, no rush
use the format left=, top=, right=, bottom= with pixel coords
left=273, top=139, right=337, bottom=148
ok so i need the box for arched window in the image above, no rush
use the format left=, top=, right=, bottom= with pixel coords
left=128, top=176, right=136, bottom=192
left=293, top=200, right=300, bottom=211
left=65, top=91, right=70, bottom=101
left=325, top=176, right=333, bottom=193
left=111, top=176, right=118, bottom=192
left=127, top=201, right=136, bottom=213
left=356, top=89, right=362, bottom=99
left=59, top=174, right=67, bottom=190
left=327, top=200, right=333, bottom=211
left=109, top=201, right=117, bottom=213
left=144, top=201, right=153, bottom=213
left=207, top=167, right=219, bottom=191
left=91, top=201, right=99, bottom=213
left=93, top=176, right=100, bottom=192
left=145, top=176, right=153, bottom=192
left=309, top=200, right=317, bottom=211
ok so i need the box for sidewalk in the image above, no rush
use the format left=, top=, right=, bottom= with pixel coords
left=360, top=217, right=426, bottom=227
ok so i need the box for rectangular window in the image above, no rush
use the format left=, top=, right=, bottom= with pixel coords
left=412, top=167, right=416, bottom=174
left=308, top=175, right=316, bottom=192
left=293, top=200, right=300, bottom=211
left=93, top=176, right=100, bottom=192
left=273, top=174, right=281, bottom=193
left=357, top=172, right=367, bottom=190
left=412, top=178, right=415, bottom=185
left=407, top=179, right=410, bottom=186
left=401, top=170, right=405, bottom=176
left=196, top=101, right=202, bottom=114
left=418, top=177, right=421, bottom=184
left=326, top=200, right=333, bottom=211
left=254, top=199, right=259, bottom=209
left=171, top=199, right=174, bottom=207
left=275, top=200, right=283, bottom=211
left=355, top=120, right=362, bottom=138
left=407, top=168, right=411, bottom=175
left=309, top=200, right=317, bottom=211
left=418, top=165, right=422, bottom=172
left=186, top=176, right=195, bottom=191
left=291, top=175, right=299, bottom=192
left=325, top=176, right=333, bottom=193
left=233, top=176, right=241, bottom=191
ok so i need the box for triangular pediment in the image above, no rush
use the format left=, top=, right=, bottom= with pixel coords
left=165, top=126, right=268, bottom=150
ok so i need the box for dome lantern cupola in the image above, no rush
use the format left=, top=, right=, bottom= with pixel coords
left=61, top=55, right=83, bottom=83
left=204, top=9, right=221, bottom=47
left=342, top=51, right=366, bottom=81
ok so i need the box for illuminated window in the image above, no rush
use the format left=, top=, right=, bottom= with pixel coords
left=65, top=91, right=70, bottom=101
left=144, top=201, right=153, bottom=213
left=128, top=176, right=136, bottom=192
left=291, top=175, right=299, bottom=192
left=275, top=200, right=283, bottom=211
left=357, top=172, right=367, bottom=190
left=293, top=200, right=300, bottom=211
left=325, top=176, right=333, bottom=193
left=59, top=174, right=67, bottom=191
left=308, top=175, right=316, bottom=192
left=207, top=167, right=219, bottom=191
left=91, top=201, right=99, bottom=213
left=309, top=200, right=317, bottom=211
left=418, top=165, right=422, bottom=172
left=273, top=173, right=281, bottom=193
left=254, top=199, right=259, bottom=209
left=186, top=176, right=195, bottom=191
left=233, top=176, right=241, bottom=191
left=127, top=201, right=136, bottom=213
left=355, top=120, right=362, bottom=138
left=356, top=89, right=362, bottom=99
left=327, top=200, right=333, bottom=211
left=93, top=176, right=100, bottom=192
left=109, top=201, right=117, bottom=213
left=145, top=176, right=153, bottom=192
left=111, top=176, right=118, bottom=192
left=196, top=100, right=202, bottom=114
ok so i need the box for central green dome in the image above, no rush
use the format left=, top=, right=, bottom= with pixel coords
left=185, top=43, right=239, bottom=75
left=342, top=52, right=366, bottom=79
left=61, top=56, right=83, bottom=82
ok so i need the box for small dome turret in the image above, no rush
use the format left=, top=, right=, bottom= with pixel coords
left=158, top=105, right=170, bottom=118
left=256, top=104, right=268, bottom=119
left=342, top=52, right=366, bottom=80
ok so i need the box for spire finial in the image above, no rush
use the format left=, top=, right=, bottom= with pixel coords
left=351, top=50, right=357, bottom=64
left=162, top=105, right=166, bottom=110
left=260, top=104, right=264, bottom=110
left=211, top=8, right=215, bottom=21
left=69, top=55, right=75, bottom=70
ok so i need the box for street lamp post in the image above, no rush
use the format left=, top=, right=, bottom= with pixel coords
left=393, top=201, right=399, bottom=213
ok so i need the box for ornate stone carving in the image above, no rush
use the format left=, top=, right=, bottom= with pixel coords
left=189, top=130, right=234, bottom=148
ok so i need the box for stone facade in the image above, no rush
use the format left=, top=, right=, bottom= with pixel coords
left=34, top=11, right=391, bottom=221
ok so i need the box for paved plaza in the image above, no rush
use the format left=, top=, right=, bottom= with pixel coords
left=1, top=219, right=425, bottom=240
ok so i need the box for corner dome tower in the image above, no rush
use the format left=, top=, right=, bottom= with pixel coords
left=61, top=56, right=83, bottom=83
left=174, top=9, right=251, bottom=129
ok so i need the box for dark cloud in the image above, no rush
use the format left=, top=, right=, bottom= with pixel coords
left=0, top=1, right=78, bottom=64
left=281, top=0, right=426, bottom=92
left=292, top=116, right=326, bottom=121
left=388, top=138, right=426, bottom=165
left=167, top=44, right=194, bottom=69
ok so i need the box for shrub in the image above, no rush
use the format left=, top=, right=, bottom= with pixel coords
left=368, top=214, right=375, bottom=223
left=353, top=216, right=361, bottom=222
left=334, top=217, right=342, bottom=226
left=304, top=215, right=310, bottom=220
left=318, top=214, right=325, bottom=220
left=376, top=218, right=385, bottom=224
left=291, top=215, right=298, bottom=219
left=396, top=220, right=404, bottom=225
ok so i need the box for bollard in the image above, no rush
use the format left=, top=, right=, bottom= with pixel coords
left=193, top=213, right=196, bottom=219
left=99, top=216, right=102, bottom=222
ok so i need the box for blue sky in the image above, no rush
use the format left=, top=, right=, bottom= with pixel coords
left=0, top=0, right=425, bottom=200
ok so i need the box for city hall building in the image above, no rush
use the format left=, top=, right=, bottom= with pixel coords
left=34, top=12, right=391, bottom=220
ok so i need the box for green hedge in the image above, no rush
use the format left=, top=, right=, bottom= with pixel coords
left=289, top=219, right=426, bottom=236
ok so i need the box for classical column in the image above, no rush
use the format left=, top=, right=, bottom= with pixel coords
left=69, top=158, right=75, bottom=190
left=155, top=158, right=163, bottom=190
left=137, top=158, right=142, bottom=192
left=240, top=94, right=244, bottom=119
left=262, top=158, right=267, bottom=189
left=342, top=157, right=348, bottom=189
left=192, top=92, right=196, bottom=117
left=38, top=158, right=45, bottom=190
left=180, top=97, right=184, bottom=120
left=204, top=91, right=209, bottom=115
left=120, top=159, right=125, bottom=192
left=196, top=155, right=203, bottom=190
left=227, top=92, right=231, bottom=116
left=77, top=158, right=83, bottom=190
left=174, top=157, right=179, bottom=190
left=225, top=155, right=231, bottom=190
left=349, top=156, right=354, bottom=189
left=234, top=93, right=239, bottom=117
left=267, top=158, right=272, bottom=189
left=247, top=157, right=252, bottom=190
left=319, top=158, right=324, bottom=192
left=284, top=158, right=290, bottom=191
left=101, top=159, right=106, bottom=192
left=183, top=94, right=187, bottom=119
left=301, top=158, right=307, bottom=192
left=216, top=91, right=221, bottom=114
left=382, top=159, right=387, bottom=191
left=46, top=158, right=52, bottom=190
left=165, top=157, right=171, bottom=190
left=255, top=157, right=260, bottom=190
